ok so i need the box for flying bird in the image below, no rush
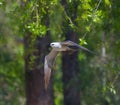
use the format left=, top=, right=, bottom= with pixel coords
left=44, top=40, right=95, bottom=89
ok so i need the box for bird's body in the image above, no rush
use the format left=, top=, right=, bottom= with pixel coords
left=44, top=40, right=95, bottom=89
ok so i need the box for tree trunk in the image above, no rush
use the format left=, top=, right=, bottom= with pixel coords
left=21, top=0, right=54, bottom=104
left=61, top=0, right=81, bottom=105
left=24, top=34, right=54, bottom=105
left=62, top=33, right=80, bottom=105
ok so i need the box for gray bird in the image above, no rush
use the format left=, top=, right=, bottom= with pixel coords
left=44, top=40, right=95, bottom=89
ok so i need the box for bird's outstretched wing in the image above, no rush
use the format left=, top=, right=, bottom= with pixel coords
left=44, top=49, right=58, bottom=90
left=61, top=40, right=95, bottom=54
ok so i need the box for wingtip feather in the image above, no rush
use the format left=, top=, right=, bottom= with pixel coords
left=44, top=56, right=51, bottom=90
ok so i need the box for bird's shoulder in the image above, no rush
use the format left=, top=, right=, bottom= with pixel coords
left=61, top=40, right=76, bottom=46
left=61, top=40, right=81, bottom=48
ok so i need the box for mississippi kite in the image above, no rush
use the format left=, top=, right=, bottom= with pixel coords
left=44, top=40, right=95, bottom=89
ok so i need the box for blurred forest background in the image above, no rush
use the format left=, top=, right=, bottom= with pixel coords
left=0, top=0, right=120, bottom=105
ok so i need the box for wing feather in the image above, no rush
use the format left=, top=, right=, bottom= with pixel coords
left=44, top=56, right=51, bottom=90
left=61, top=40, right=95, bottom=54
left=44, top=49, right=58, bottom=90
left=61, top=40, right=75, bottom=46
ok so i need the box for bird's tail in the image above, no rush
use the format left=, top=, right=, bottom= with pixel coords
left=79, top=46, right=97, bottom=55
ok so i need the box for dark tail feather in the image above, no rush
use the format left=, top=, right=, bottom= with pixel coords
left=79, top=46, right=97, bottom=55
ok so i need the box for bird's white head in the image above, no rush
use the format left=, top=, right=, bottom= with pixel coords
left=50, top=42, right=61, bottom=48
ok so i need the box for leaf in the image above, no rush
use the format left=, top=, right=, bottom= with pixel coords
left=104, top=0, right=111, bottom=6
left=0, top=2, right=3, bottom=5
left=78, top=53, right=86, bottom=61
left=85, top=26, right=90, bottom=32
left=79, top=38, right=88, bottom=46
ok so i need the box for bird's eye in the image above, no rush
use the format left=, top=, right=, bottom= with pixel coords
left=51, top=43, right=54, bottom=46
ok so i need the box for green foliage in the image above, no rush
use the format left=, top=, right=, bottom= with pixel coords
left=26, top=23, right=47, bottom=36
left=0, top=1, right=25, bottom=104
left=50, top=3, right=64, bottom=40
left=53, top=55, right=64, bottom=105
left=0, top=0, right=120, bottom=105
left=0, top=31, right=25, bottom=105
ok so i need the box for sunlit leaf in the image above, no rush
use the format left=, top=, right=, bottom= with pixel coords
left=79, top=38, right=88, bottom=45
left=104, top=0, right=111, bottom=5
